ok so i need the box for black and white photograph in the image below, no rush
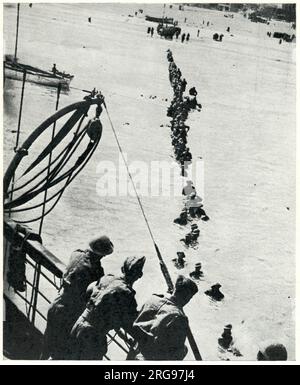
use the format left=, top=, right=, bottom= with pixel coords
left=2, top=1, right=297, bottom=363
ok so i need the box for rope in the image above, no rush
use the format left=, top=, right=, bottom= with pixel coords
left=6, top=131, right=89, bottom=211
left=14, top=3, right=20, bottom=61
left=8, top=69, right=27, bottom=218
left=104, top=103, right=202, bottom=360
left=4, top=117, right=89, bottom=211
left=7, top=120, right=86, bottom=195
left=5, top=68, right=27, bottom=276
left=7, top=123, right=87, bottom=200
left=69, top=85, right=168, bottom=110
left=25, top=285, right=29, bottom=317
left=21, top=107, right=87, bottom=178
left=104, top=106, right=157, bottom=245
left=15, top=70, right=26, bottom=151
left=5, top=95, right=102, bottom=225
left=27, top=257, right=38, bottom=320
left=13, top=136, right=100, bottom=224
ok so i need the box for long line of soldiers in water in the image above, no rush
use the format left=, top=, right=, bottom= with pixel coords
left=166, top=48, right=224, bottom=301
left=166, top=49, right=242, bottom=357
left=165, top=49, right=289, bottom=360
left=39, top=49, right=288, bottom=361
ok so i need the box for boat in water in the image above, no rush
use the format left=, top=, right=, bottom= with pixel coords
left=145, top=15, right=175, bottom=24
left=146, top=4, right=178, bottom=25
left=147, top=4, right=180, bottom=39
left=4, top=57, right=73, bottom=90
left=4, top=4, right=73, bottom=90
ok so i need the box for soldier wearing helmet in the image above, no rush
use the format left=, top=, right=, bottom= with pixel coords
left=70, top=256, right=146, bottom=360
left=42, top=235, right=114, bottom=360
left=131, top=275, right=198, bottom=360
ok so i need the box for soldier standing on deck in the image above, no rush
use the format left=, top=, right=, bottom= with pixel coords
left=131, top=275, right=198, bottom=360
left=70, top=256, right=146, bottom=360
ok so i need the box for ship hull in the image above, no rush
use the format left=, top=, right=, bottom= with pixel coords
left=145, top=15, right=174, bottom=24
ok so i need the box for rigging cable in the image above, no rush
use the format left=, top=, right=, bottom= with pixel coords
left=7, top=118, right=87, bottom=195
left=4, top=69, right=28, bottom=306
left=8, top=69, right=27, bottom=218
left=14, top=3, right=20, bottom=61
left=4, top=111, right=90, bottom=210
left=39, top=83, right=61, bottom=235
left=6, top=121, right=87, bottom=200
left=5, top=93, right=103, bottom=225
left=11, top=136, right=100, bottom=224
left=6, top=131, right=88, bottom=213
left=5, top=129, right=89, bottom=212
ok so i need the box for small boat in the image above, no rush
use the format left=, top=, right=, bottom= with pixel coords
left=145, top=15, right=174, bottom=24
left=4, top=58, right=73, bottom=90
left=4, top=4, right=73, bottom=90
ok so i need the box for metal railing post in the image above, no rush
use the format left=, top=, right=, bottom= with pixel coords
left=31, top=263, right=41, bottom=325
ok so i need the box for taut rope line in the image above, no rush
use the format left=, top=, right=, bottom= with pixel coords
left=104, top=103, right=202, bottom=360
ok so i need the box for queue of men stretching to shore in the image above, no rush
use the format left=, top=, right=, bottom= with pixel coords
left=166, top=50, right=226, bottom=305
left=167, top=49, right=209, bottom=252
left=41, top=50, right=288, bottom=361
left=166, top=49, right=288, bottom=360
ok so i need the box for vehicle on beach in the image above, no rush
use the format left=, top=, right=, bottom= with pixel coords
left=157, top=23, right=181, bottom=39
left=249, top=13, right=269, bottom=24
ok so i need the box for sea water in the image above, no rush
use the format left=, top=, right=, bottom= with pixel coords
left=3, top=3, right=295, bottom=360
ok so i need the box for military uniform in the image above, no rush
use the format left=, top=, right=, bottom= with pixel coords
left=132, top=294, right=189, bottom=360
left=42, top=249, right=105, bottom=360
left=63, top=249, right=104, bottom=300
left=70, top=275, right=138, bottom=360
left=43, top=291, right=77, bottom=360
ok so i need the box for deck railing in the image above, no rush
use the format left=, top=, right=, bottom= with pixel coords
left=4, top=219, right=131, bottom=359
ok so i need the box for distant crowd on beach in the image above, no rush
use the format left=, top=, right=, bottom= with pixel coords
left=145, top=17, right=233, bottom=44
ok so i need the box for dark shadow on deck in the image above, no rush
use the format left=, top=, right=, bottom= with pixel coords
left=3, top=296, right=44, bottom=360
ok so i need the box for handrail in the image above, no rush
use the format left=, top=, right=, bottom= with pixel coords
left=26, top=258, right=61, bottom=290
left=4, top=219, right=66, bottom=278
left=4, top=218, right=132, bottom=359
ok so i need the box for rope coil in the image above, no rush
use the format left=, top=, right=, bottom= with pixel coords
left=4, top=92, right=104, bottom=225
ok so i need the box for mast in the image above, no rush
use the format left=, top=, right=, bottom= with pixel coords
left=14, top=3, right=20, bottom=61
left=162, top=3, right=166, bottom=26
